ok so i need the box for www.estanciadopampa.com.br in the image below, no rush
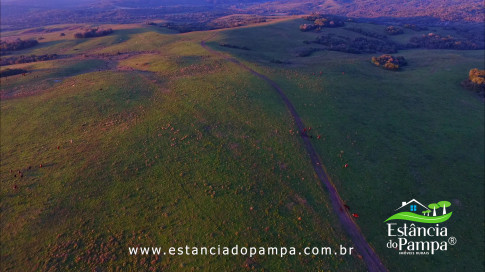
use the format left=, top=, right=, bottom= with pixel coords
left=129, top=245, right=354, bottom=258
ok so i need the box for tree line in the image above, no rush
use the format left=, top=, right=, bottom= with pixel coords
left=0, top=54, right=58, bottom=66
left=408, top=33, right=482, bottom=50
left=300, top=27, right=482, bottom=56
left=299, top=14, right=346, bottom=32
left=343, top=27, right=389, bottom=40
left=74, top=28, right=113, bottom=39
left=305, top=34, right=398, bottom=54
left=0, top=39, right=39, bottom=52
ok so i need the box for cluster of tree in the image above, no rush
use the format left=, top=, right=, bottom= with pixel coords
left=0, top=68, right=28, bottom=78
left=208, top=15, right=267, bottom=29
left=371, top=55, right=407, bottom=71
left=299, top=24, right=317, bottom=32
left=306, top=34, right=398, bottom=54
left=0, top=39, right=39, bottom=52
left=74, top=28, right=113, bottom=39
left=343, top=27, right=389, bottom=40
left=408, top=33, right=482, bottom=50
left=0, top=54, right=58, bottom=66
left=218, top=43, right=250, bottom=50
left=402, top=24, right=428, bottom=31
left=385, top=26, right=404, bottom=35
left=461, top=68, right=485, bottom=96
left=299, top=14, right=345, bottom=32
left=159, top=22, right=209, bottom=33
left=454, top=25, right=485, bottom=48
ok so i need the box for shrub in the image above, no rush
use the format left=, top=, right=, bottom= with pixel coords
left=299, top=24, right=317, bottom=32
left=385, top=26, right=404, bottom=35
left=371, top=55, right=407, bottom=71
left=462, top=68, right=485, bottom=96
left=469, top=68, right=485, bottom=85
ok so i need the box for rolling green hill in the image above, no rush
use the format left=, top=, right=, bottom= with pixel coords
left=1, top=18, right=484, bottom=271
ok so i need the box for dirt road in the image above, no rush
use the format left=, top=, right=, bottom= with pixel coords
left=201, top=39, right=388, bottom=272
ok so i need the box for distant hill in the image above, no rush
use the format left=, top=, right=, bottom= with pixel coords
left=1, top=0, right=483, bottom=31
left=245, top=0, right=483, bottom=23
left=330, top=0, right=484, bottom=23
left=0, top=0, right=94, bottom=8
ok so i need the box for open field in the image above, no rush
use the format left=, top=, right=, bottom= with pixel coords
left=208, top=19, right=484, bottom=271
left=1, top=18, right=484, bottom=271
left=1, top=22, right=363, bottom=271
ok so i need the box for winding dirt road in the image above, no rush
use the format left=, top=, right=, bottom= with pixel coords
left=201, top=38, right=388, bottom=272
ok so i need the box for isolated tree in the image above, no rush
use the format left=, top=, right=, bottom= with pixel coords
left=424, top=210, right=431, bottom=216
left=469, top=68, right=485, bottom=85
left=438, top=201, right=451, bottom=215
left=422, top=211, right=427, bottom=216
left=314, top=18, right=327, bottom=26
left=428, top=203, right=439, bottom=216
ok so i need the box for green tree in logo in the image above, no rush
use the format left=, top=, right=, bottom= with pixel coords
left=422, top=210, right=431, bottom=216
left=438, top=201, right=451, bottom=215
left=428, top=203, right=440, bottom=216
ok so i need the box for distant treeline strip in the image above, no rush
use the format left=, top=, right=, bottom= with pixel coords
left=300, top=25, right=482, bottom=56
left=304, top=34, right=399, bottom=54
left=0, top=54, right=58, bottom=66
left=343, top=27, right=389, bottom=40
left=0, top=39, right=39, bottom=52
left=74, top=28, right=113, bottom=39
left=408, top=33, right=482, bottom=49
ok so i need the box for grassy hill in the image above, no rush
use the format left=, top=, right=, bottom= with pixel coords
left=1, top=18, right=484, bottom=271
left=207, top=18, right=484, bottom=271
left=1, top=22, right=363, bottom=271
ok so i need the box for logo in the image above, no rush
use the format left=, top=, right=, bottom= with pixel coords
left=384, top=199, right=452, bottom=223
left=385, top=198, right=455, bottom=255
